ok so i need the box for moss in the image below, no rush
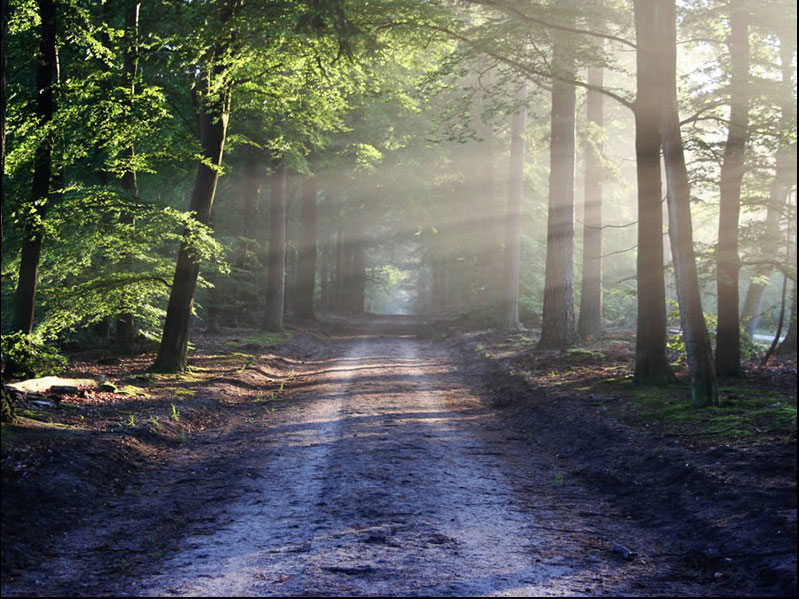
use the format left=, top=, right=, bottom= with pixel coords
left=224, top=331, right=291, bottom=349
left=118, top=385, right=150, bottom=397
left=566, top=348, right=607, bottom=361
left=624, top=384, right=796, bottom=439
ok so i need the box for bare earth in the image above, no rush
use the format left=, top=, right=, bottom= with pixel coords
left=1, top=317, right=796, bottom=596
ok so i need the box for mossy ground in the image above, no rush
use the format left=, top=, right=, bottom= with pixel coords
left=474, top=328, right=797, bottom=448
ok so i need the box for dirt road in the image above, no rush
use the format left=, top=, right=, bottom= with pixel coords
left=3, top=325, right=786, bottom=596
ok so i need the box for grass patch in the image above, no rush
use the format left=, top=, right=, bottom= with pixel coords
left=118, top=384, right=150, bottom=397
left=224, top=331, right=291, bottom=349
left=566, top=348, right=606, bottom=361
left=172, top=389, right=196, bottom=399
left=138, top=369, right=208, bottom=384
left=624, top=385, right=796, bottom=439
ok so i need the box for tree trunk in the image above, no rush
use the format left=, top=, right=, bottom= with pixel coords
left=632, top=0, right=676, bottom=386
left=1, top=0, right=8, bottom=244
left=714, top=6, right=749, bottom=377
left=352, top=240, right=365, bottom=313
left=334, top=227, right=344, bottom=313
left=295, top=176, right=318, bottom=320
left=578, top=62, right=604, bottom=340
left=476, top=119, right=499, bottom=318
left=320, top=227, right=332, bottom=312
left=777, top=282, right=797, bottom=355
left=152, top=91, right=230, bottom=372
left=12, top=0, right=56, bottom=334
left=740, top=33, right=796, bottom=337
left=263, top=163, right=287, bottom=331
left=655, top=0, right=718, bottom=406
left=539, top=22, right=578, bottom=349
left=238, top=154, right=262, bottom=270
left=116, top=0, right=141, bottom=355
left=501, top=80, right=528, bottom=329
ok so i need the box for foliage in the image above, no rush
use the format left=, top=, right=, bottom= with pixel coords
left=2, top=185, right=225, bottom=341
left=666, top=302, right=762, bottom=364
left=1, top=331, right=67, bottom=379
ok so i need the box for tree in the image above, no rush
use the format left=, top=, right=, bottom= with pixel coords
left=12, top=0, right=56, bottom=335
left=655, top=0, right=718, bottom=406
left=632, top=0, right=677, bottom=386
left=539, top=13, right=578, bottom=349
left=295, top=174, right=318, bottom=320
left=152, top=1, right=239, bottom=372
left=500, top=78, right=528, bottom=330
left=263, top=163, right=287, bottom=331
left=115, top=0, right=141, bottom=354
left=1, top=0, right=8, bottom=244
left=740, top=25, right=796, bottom=337
left=714, top=4, right=750, bottom=377
left=578, top=60, right=604, bottom=340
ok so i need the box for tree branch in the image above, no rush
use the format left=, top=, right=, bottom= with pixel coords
left=461, top=0, right=637, bottom=50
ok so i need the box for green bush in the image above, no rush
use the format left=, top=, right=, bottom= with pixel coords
left=666, top=302, right=762, bottom=363
left=1, top=332, right=67, bottom=379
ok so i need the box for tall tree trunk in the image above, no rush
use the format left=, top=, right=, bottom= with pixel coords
left=12, top=0, right=56, bottom=334
left=539, top=21, right=578, bottom=349
left=740, top=34, right=796, bottom=337
left=334, top=227, right=345, bottom=313
left=352, top=240, right=365, bottom=313
left=295, top=176, right=318, bottom=319
left=116, top=0, right=141, bottom=354
left=263, top=163, right=287, bottom=331
left=578, top=62, right=604, bottom=340
left=1, top=0, right=8, bottom=245
left=714, top=6, right=749, bottom=377
left=656, top=0, right=718, bottom=406
left=500, top=80, right=528, bottom=329
left=633, top=0, right=676, bottom=386
left=478, top=124, right=500, bottom=318
left=152, top=90, right=230, bottom=372
left=238, top=155, right=261, bottom=268
left=320, top=227, right=332, bottom=312
left=2, top=0, right=13, bottom=425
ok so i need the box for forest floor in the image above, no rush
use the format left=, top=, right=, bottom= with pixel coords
left=1, top=315, right=796, bottom=597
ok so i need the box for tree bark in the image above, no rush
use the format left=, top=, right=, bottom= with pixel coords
left=632, top=0, right=676, bottom=386
left=578, top=63, right=604, bottom=340
left=152, top=90, right=230, bottom=372
left=352, top=240, right=365, bottom=313
left=655, top=0, right=718, bottom=406
left=320, top=227, right=333, bottom=312
left=1, top=0, right=8, bottom=244
left=237, top=154, right=262, bottom=270
left=334, top=227, right=345, bottom=312
left=263, top=163, right=287, bottom=331
left=500, top=80, right=528, bottom=329
left=740, top=32, right=796, bottom=337
left=539, top=22, right=578, bottom=349
left=295, top=176, right=318, bottom=320
left=12, top=0, right=56, bottom=334
left=714, top=6, right=749, bottom=377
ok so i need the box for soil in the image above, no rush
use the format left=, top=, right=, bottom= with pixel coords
left=1, top=315, right=796, bottom=596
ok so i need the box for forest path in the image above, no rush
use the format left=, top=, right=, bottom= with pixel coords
left=4, top=326, right=713, bottom=596
left=128, top=330, right=703, bottom=597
